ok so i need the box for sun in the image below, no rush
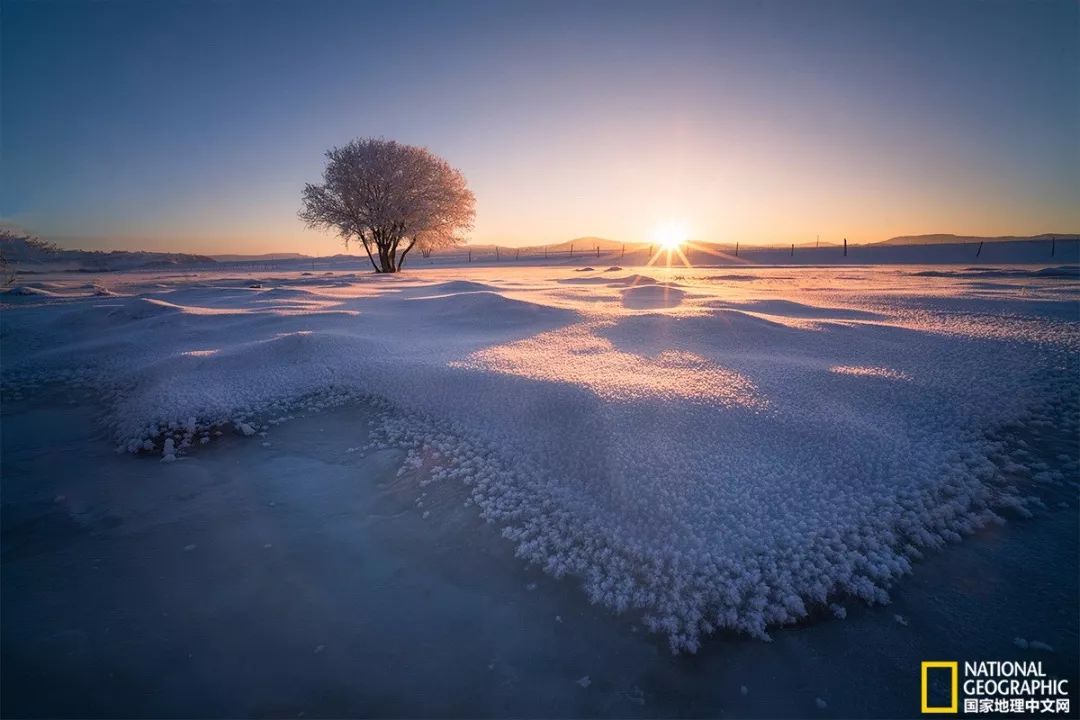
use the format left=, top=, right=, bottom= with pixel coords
left=652, top=220, right=689, bottom=250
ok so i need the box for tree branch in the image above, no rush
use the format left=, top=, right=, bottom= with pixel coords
left=357, top=231, right=380, bottom=272
left=398, top=237, right=417, bottom=267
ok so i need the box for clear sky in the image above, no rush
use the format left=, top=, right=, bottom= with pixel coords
left=3, top=0, right=1078, bottom=255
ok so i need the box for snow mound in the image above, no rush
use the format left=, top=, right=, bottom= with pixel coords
left=411, top=280, right=500, bottom=295
left=620, top=283, right=686, bottom=309
left=107, top=297, right=188, bottom=321
left=5, top=285, right=57, bottom=297
left=404, top=291, right=578, bottom=327
left=718, top=299, right=882, bottom=320
left=608, top=274, right=659, bottom=286
left=910, top=265, right=1079, bottom=279
left=560, top=273, right=662, bottom=287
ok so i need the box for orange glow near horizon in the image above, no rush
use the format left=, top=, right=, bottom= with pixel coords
left=645, top=220, right=696, bottom=270
left=652, top=220, right=690, bottom=251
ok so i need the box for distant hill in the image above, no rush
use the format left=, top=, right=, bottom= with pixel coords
left=876, top=233, right=1078, bottom=246
left=545, top=236, right=632, bottom=251
left=1, top=232, right=216, bottom=271
left=212, top=253, right=312, bottom=262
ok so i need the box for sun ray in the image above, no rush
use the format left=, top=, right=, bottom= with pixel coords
left=652, top=220, right=689, bottom=251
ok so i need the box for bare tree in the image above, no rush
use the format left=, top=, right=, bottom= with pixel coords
left=299, top=138, right=475, bottom=273
left=0, top=240, right=13, bottom=286
left=0, top=228, right=58, bottom=285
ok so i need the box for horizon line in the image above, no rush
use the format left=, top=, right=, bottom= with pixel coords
left=6, top=229, right=1079, bottom=258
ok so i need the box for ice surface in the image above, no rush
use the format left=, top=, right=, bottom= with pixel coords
left=3, top=398, right=1075, bottom=717
left=2, top=264, right=1077, bottom=652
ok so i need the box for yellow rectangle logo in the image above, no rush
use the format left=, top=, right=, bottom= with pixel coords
left=921, top=661, right=958, bottom=713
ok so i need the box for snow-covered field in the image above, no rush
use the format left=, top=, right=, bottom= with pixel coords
left=2, top=263, right=1078, bottom=714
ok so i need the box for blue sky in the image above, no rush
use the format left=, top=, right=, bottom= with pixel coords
left=3, top=0, right=1078, bottom=253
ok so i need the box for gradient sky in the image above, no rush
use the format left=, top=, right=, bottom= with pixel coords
left=3, top=0, right=1078, bottom=255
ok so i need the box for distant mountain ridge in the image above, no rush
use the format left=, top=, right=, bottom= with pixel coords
left=876, top=233, right=1078, bottom=246
left=212, top=253, right=311, bottom=262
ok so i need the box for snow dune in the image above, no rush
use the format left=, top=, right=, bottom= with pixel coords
left=2, top=265, right=1077, bottom=652
left=620, top=284, right=687, bottom=309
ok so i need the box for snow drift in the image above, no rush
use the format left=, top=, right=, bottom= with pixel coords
left=2, top=265, right=1076, bottom=652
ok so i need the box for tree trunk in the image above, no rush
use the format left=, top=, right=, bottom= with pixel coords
left=376, top=240, right=399, bottom=273
left=366, top=229, right=410, bottom=273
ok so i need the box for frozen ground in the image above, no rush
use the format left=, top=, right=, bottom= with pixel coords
left=2, top=264, right=1078, bottom=716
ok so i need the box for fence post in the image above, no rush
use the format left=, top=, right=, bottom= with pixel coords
left=735, top=242, right=739, bottom=257
left=621, top=244, right=625, bottom=259
left=843, top=238, right=847, bottom=257
left=496, top=246, right=500, bottom=261
left=516, top=248, right=520, bottom=261
left=570, top=243, right=574, bottom=258
left=1051, top=236, right=1056, bottom=257
left=976, top=241, right=983, bottom=258
left=468, top=249, right=472, bottom=263
left=790, top=243, right=794, bottom=257
left=596, top=245, right=599, bottom=258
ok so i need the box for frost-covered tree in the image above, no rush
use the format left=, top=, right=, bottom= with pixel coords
left=299, top=138, right=475, bottom=273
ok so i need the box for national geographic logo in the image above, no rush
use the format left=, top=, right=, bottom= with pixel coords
left=922, top=662, right=959, bottom=713
left=921, top=660, right=1071, bottom=715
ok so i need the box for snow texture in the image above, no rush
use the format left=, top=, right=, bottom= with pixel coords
left=2, top=264, right=1077, bottom=653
